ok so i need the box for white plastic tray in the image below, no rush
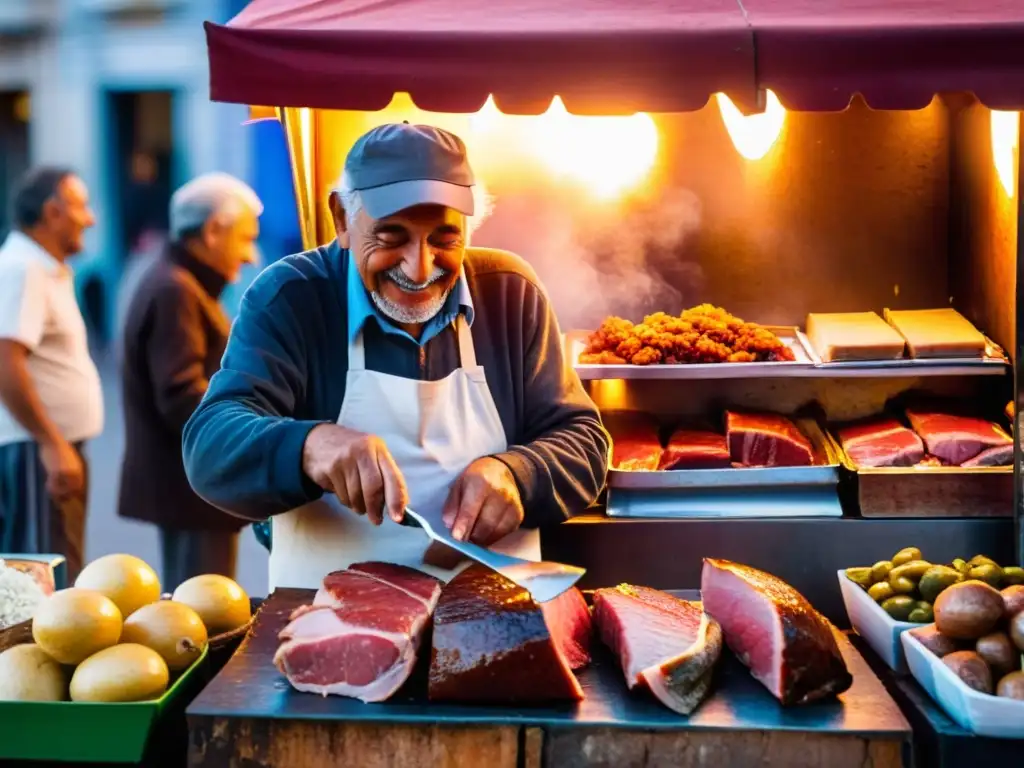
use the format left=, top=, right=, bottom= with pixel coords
left=902, top=630, right=1024, bottom=739
left=837, top=570, right=917, bottom=673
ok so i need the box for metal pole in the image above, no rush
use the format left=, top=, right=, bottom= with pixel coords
left=1015, top=115, right=1023, bottom=567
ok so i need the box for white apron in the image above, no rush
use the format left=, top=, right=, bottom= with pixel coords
left=268, top=313, right=541, bottom=590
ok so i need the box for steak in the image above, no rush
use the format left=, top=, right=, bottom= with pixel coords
left=611, top=418, right=663, bottom=471
left=592, top=584, right=722, bottom=714
left=726, top=411, right=814, bottom=467
left=429, top=564, right=591, bottom=703
left=837, top=418, right=925, bottom=468
left=960, top=443, right=1014, bottom=467
left=906, top=410, right=1012, bottom=465
left=700, top=558, right=852, bottom=705
left=659, top=429, right=731, bottom=470
left=274, top=562, right=442, bottom=702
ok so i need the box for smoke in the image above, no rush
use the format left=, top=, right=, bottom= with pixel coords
left=475, top=186, right=705, bottom=330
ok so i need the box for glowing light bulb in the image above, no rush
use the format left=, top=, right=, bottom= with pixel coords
left=991, top=109, right=1020, bottom=198
left=718, top=90, right=786, bottom=161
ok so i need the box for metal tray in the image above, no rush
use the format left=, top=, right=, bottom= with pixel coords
left=807, top=335, right=1009, bottom=376
left=605, top=419, right=843, bottom=518
left=834, top=434, right=1012, bottom=518
left=568, top=327, right=818, bottom=380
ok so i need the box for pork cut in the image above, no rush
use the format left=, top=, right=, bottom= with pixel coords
left=700, top=558, right=852, bottom=705
left=429, top=564, right=591, bottom=702
left=725, top=411, right=814, bottom=467
left=659, top=429, right=731, bottom=470
left=274, top=562, right=442, bottom=702
left=592, top=584, right=722, bottom=714
left=960, top=443, right=1014, bottom=467
left=837, top=418, right=925, bottom=468
left=905, top=410, right=1012, bottom=465
left=611, top=418, right=663, bottom=471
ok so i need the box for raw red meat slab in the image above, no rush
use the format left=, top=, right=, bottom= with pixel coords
left=725, top=411, right=814, bottom=467
left=906, top=410, right=1012, bottom=465
left=700, top=558, right=852, bottom=706
left=611, top=418, right=663, bottom=471
left=592, top=584, right=722, bottom=715
left=659, top=429, right=731, bottom=470
left=837, top=418, right=925, bottom=468
left=960, top=444, right=1014, bottom=467
left=428, top=564, right=590, bottom=703
left=274, top=562, right=442, bottom=702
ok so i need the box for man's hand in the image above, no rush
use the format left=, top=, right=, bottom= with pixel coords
left=302, top=423, right=409, bottom=525
left=39, top=437, right=85, bottom=502
left=442, top=457, right=524, bottom=546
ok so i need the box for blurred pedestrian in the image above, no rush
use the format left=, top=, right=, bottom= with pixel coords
left=117, top=173, right=262, bottom=589
left=0, top=167, right=102, bottom=581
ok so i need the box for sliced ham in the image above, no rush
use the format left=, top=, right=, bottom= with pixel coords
left=837, top=418, right=925, bottom=468
left=274, top=562, right=442, bottom=702
left=700, top=558, right=852, bottom=705
left=428, top=564, right=591, bottom=703
left=659, top=429, right=731, bottom=470
left=592, top=584, right=722, bottom=715
left=905, top=410, right=1012, bottom=465
left=725, top=411, right=814, bottom=467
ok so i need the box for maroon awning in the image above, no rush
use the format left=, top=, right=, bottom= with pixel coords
left=744, top=0, right=1024, bottom=111
left=204, top=0, right=757, bottom=115
left=205, top=0, right=1024, bottom=114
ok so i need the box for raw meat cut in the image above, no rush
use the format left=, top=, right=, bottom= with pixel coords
left=274, top=562, right=442, bottom=702
left=884, top=308, right=986, bottom=359
left=429, top=564, right=590, bottom=702
left=805, top=312, right=906, bottom=363
left=592, top=584, right=722, bottom=714
left=725, top=411, right=814, bottom=467
left=837, top=418, right=925, bottom=468
left=659, top=429, right=731, bottom=470
left=905, top=410, right=1012, bottom=465
left=611, top=417, right=663, bottom=471
left=700, top=558, right=852, bottom=705
left=960, top=443, right=1014, bottom=467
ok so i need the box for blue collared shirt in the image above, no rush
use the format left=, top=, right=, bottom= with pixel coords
left=346, top=253, right=474, bottom=347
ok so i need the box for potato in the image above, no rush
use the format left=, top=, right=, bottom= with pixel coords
left=942, top=651, right=993, bottom=694
left=975, top=632, right=1018, bottom=679
left=933, top=580, right=1005, bottom=640
left=909, top=625, right=959, bottom=658
left=1010, top=611, right=1024, bottom=653
left=996, top=671, right=1024, bottom=700
left=1002, top=585, right=1024, bottom=619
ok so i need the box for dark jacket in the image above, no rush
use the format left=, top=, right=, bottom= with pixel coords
left=118, top=245, right=242, bottom=531
left=183, top=243, right=610, bottom=526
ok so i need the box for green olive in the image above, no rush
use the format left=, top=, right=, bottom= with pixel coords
left=868, top=581, right=896, bottom=602
left=908, top=604, right=934, bottom=623
left=890, top=560, right=933, bottom=582
left=1002, top=566, right=1024, bottom=586
left=969, top=563, right=1004, bottom=588
left=952, top=558, right=970, bottom=575
left=881, top=595, right=916, bottom=621
left=968, top=555, right=999, bottom=569
left=889, top=574, right=917, bottom=595
left=892, top=547, right=922, bottom=567
left=870, top=560, right=894, bottom=583
left=845, top=567, right=875, bottom=589
left=918, top=565, right=963, bottom=603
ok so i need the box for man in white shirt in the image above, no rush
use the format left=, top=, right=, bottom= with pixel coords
left=0, top=167, right=103, bottom=580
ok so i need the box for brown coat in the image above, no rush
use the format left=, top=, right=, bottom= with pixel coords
left=117, top=245, right=243, bottom=531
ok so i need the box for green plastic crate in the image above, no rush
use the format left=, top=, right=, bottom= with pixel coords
left=0, top=645, right=209, bottom=763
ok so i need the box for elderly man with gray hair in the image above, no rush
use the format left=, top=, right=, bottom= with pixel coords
left=117, top=172, right=262, bottom=589
left=183, top=123, right=609, bottom=591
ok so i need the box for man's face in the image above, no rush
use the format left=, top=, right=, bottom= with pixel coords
left=204, top=207, right=260, bottom=282
left=336, top=201, right=466, bottom=328
left=43, top=175, right=95, bottom=257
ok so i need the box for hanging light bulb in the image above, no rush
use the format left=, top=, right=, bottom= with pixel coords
left=718, top=90, right=786, bottom=161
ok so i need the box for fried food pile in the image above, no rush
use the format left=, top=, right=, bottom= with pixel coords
left=580, top=304, right=796, bottom=365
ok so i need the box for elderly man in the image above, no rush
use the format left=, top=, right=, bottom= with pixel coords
left=183, top=123, right=609, bottom=589
left=0, top=167, right=101, bottom=580
left=118, top=173, right=261, bottom=589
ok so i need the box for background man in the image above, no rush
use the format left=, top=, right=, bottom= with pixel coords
left=117, top=172, right=262, bottom=589
left=0, top=167, right=102, bottom=580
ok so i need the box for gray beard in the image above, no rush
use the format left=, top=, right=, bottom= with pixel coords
left=371, top=286, right=451, bottom=325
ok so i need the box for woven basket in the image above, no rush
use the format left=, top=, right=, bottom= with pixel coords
left=0, top=619, right=32, bottom=653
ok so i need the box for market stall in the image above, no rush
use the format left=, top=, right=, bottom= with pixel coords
left=185, top=0, right=1024, bottom=766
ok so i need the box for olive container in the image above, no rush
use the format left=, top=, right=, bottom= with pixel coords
left=838, top=570, right=917, bottom=673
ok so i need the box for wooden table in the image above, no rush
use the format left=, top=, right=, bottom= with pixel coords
left=187, top=589, right=911, bottom=768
